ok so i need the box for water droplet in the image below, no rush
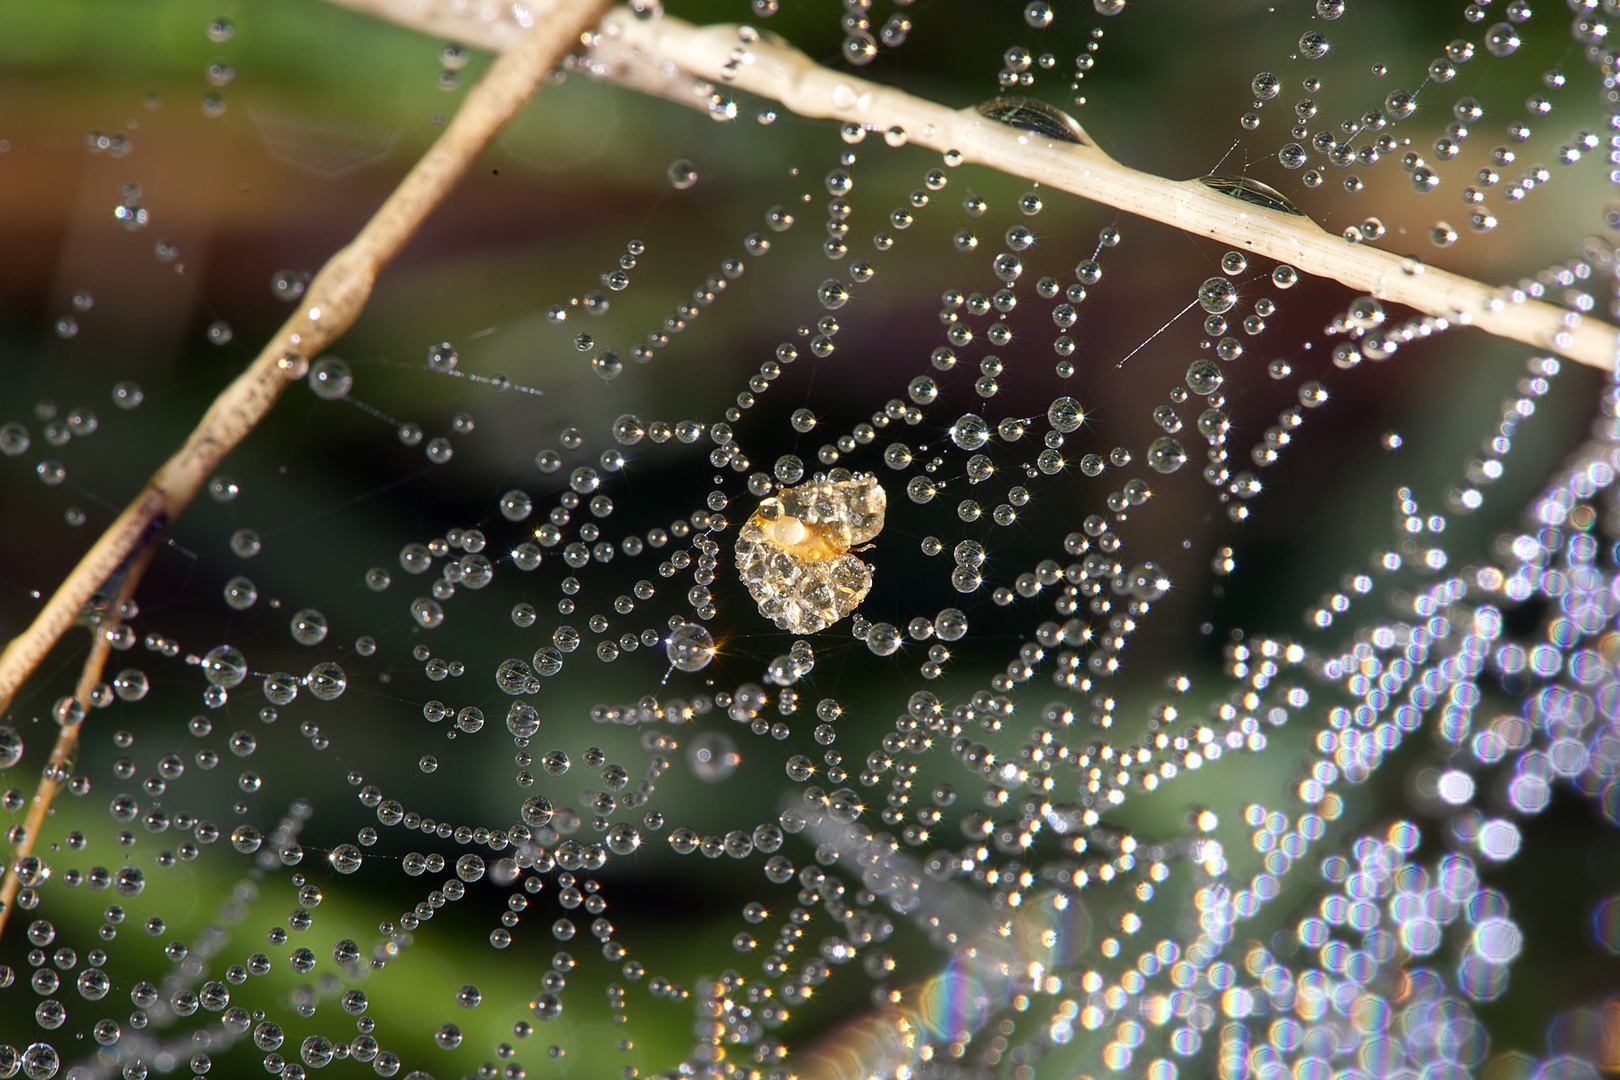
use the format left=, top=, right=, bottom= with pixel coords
left=522, top=796, right=554, bottom=827
left=1199, top=175, right=1304, bottom=215
left=1185, top=358, right=1224, bottom=396
left=667, top=159, right=698, bottom=189
left=666, top=623, right=716, bottom=672
left=688, top=731, right=740, bottom=782
left=202, top=645, right=248, bottom=688
left=307, top=357, right=352, bottom=400
left=774, top=455, right=805, bottom=485
left=110, top=381, right=143, bottom=410
left=950, top=414, right=990, bottom=450
left=500, top=490, right=533, bottom=522
left=222, top=577, right=257, bottom=610
left=817, top=279, right=849, bottom=309
left=0, top=725, right=24, bottom=768
left=427, top=342, right=458, bottom=372
left=307, top=661, right=346, bottom=701
left=0, top=423, right=29, bottom=456
left=412, top=598, right=445, bottom=629
left=975, top=97, right=1088, bottom=144
left=271, top=270, right=307, bottom=302
left=1198, top=276, right=1238, bottom=314
left=289, top=609, right=328, bottom=646
left=1484, top=22, right=1520, bottom=57
left=1048, top=396, right=1083, bottom=433
left=329, top=844, right=363, bottom=873
left=1147, top=436, right=1187, bottom=474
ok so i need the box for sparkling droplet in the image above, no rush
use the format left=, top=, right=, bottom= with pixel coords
left=667, top=159, right=698, bottom=189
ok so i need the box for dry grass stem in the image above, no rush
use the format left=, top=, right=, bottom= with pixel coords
left=327, top=0, right=1620, bottom=370
left=596, top=10, right=1617, bottom=370
left=0, top=538, right=161, bottom=939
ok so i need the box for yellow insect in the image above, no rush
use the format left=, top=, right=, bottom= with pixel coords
left=735, top=473, right=886, bottom=634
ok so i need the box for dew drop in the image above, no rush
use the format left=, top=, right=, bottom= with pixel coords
left=949, top=414, right=989, bottom=450
left=111, top=381, right=143, bottom=410
left=1047, top=396, right=1083, bottom=433
left=521, top=796, right=554, bottom=827
left=412, top=598, right=445, bottom=629
left=1198, top=276, right=1237, bottom=314
left=307, top=357, right=352, bottom=400
left=688, top=731, right=740, bottom=783
left=667, top=159, right=698, bottom=189
left=229, top=528, right=261, bottom=558
left=306, top=662, right=346, bottom=701
left=1484, top=23, right=1520, bottom=57
left=0, top=726, right=24, bottom=768
left=1023, top=2, right=1053, bottom=28
left=666, top=623, right=716, bottom=672
left=1147, top=436, right=1187, bottom=474
left=975, top=97, right=1088, bottom=144
left=427, top=342, right=458, bottom=372
left=202, top=645, right=248, bottom=688
left=271, top=270, right=307, bottom=302
left=222, top=577, right=257, bottom=611
left=1298, top=30, right=1329, bottom=59
left=289, top=609, right=328, bottom=646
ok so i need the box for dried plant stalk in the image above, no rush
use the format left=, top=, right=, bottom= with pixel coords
left=324, top=0, right=1618, bottom=370
left=595, top=10, right=1617, bottom=370
left=0, top=540, right=158, bottom=938
left=0, top=0, right=612, bottom=928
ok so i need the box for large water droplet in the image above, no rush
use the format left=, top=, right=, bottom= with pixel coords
left=1198, top=277, right=1237, bottom=314
left=1047, top=396, right=1083, bottom=433
left=974, top=96, right=1089, bottom=144
left=666, top=623, right=716, bottom=672
left=1484, top=23, right=1520, bottom=57
left=949, top=414, right=990, bottom=450
left=1147, top=436, right=1187, bottom=474
left=667, top=159, right=698, bottom=189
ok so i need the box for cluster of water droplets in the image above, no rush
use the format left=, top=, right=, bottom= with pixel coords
left=1247, top=0, right=1612, bottom=267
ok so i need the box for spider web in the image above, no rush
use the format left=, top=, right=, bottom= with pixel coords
left=1, top=1, right=1618, bottom=1079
